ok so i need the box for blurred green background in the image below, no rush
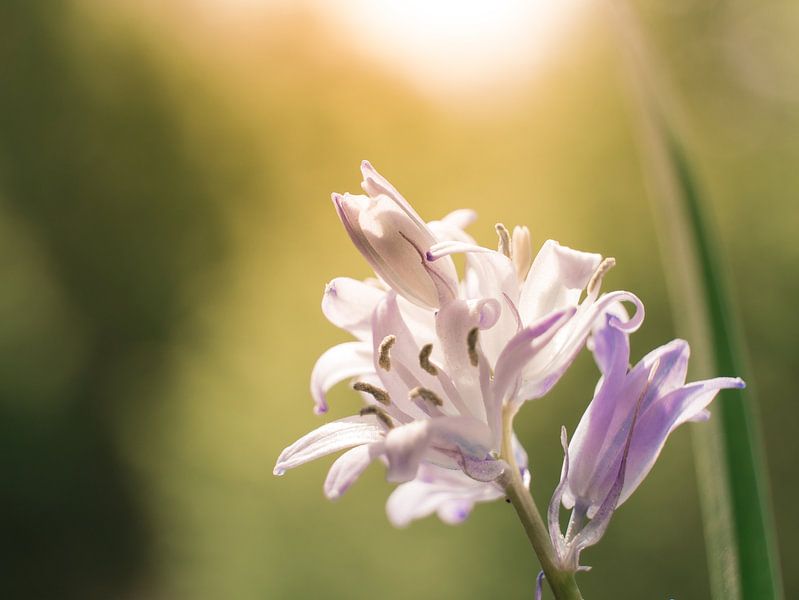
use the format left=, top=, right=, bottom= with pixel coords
left=1, top=0, right=796, bottom=598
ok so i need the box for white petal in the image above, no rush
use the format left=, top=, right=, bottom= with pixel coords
left=516, top=290, right=644, bottom=401
left=321, top=278, right=384, bottom=340
left=324, top=442, right=386, bottom=500
left=518, top=240, right=601, bottom=324
left=273, top=416, right=383, bottom=475
left=384, top=416, right=495, bottom=483
left=310, top=342, right=374, bottom=414
left=386, top=465, right=503, bottom=528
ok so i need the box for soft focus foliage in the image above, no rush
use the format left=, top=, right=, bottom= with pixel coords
left=0, top=0, right=796, bottom=598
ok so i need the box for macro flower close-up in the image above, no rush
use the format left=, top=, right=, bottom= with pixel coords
left=1, top=1, right=795, bottom=599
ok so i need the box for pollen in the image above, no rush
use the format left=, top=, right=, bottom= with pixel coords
left=378, top=335, right=396, bottom=371
left=359, top=405, right=394, bottom=429
left=467, top=327, right=480, bottom=367
left=353, top=381, right=391, bottom=405
left=408, top=386, right=443, bottom=407
left=418, top=343, right=438, bottom=375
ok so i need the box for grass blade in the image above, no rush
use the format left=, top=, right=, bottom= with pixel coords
left=606, top=3, right=785, bottom=597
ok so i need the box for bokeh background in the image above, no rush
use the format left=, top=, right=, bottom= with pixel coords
left=1, top=0, right=796, bottom=598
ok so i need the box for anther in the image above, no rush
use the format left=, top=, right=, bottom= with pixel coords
left=495, top=223, right=511, bottom=258
left=418, top=343, right=438, bottom=376
left=353, top=381, right=391, bottom=405
left=378, top=335, right=396, bottom=371
left=359, top=405, right=394, bottom=429
left=587, top=257, right=616, bottom=294
left=409, top=386, right=443, bottom=407
left=467, top=327, right=480, bottom=367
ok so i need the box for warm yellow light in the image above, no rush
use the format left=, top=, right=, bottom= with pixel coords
left=317, top=0, right=586, bottom=98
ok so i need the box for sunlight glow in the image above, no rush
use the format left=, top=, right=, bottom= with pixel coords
left=317, top=0, right=587, bottom=98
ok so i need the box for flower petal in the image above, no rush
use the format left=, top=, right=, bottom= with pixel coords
left=386, top=464, right=503, bottom=527
left=324, top=441, right=386, bottom=500
left=360, top=160, right=427, bottom=230
left=516, top=290, right=644, bottom=401
left=322, top=277, right=385, bottom=340
left=274, top=416, right=384, bottom=476
left=615, top=376, right=745, bottom=507
left=427, top=209, right=477, bottom=244
left=310, top=341, right=374, bottom=414
left=384, top=416, right=495, bottom=483
left=518, top=240, right=601, bottom=325
left=492, top=308, right=576, bottom=406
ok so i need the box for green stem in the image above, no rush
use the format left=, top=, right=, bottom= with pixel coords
left=499, top=405, right=583, bottom=600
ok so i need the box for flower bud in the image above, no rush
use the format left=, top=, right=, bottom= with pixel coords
left=332, top=164, right=458, bottom=309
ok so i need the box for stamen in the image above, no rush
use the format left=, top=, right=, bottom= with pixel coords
left=353, top=381, right=391, bottom=405
left=587, top=257, right=616, bottom=295
left=495, top=223, right=511, bottom=258
left=378, top=335, right=396, bottom=371
left=467, top=327, right=479, bottom=367
left=359, top=405, right=394, bottom=429
left=512, top=225, right=532, bottom=281
left=408, top=386, right=443, bottom=407
left=418, top=343, right=438, bottom=375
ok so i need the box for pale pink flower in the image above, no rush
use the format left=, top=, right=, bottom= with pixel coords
left=275, top=161, right=644, bottom=525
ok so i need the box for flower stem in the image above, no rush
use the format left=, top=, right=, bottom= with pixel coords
left=499, top=405, right=583, bottom=600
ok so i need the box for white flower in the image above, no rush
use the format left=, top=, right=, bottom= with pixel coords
left=275, top=162, right=643, bottom=526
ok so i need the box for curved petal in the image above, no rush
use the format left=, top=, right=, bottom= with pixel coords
left=333, top=191, right=457, bottom=309
left=310, top=342, right=374, bottom=414
left=492, top=308, right=576, bottom=406
left=386, top=464, right=504, bottom=528
left=360, top=160, right=427, bottom=230
left=324, top=441, right=386, bottom=500
left=427, top=209, right=477, bottom=245
left=516, top=290, right=644, bottom=401
left=565, top=315, right=632, bottom=502
left=440, top=208, right=478, bottom=230
left=615, top=376, right=745, bottom=508
left=274, top=416, right=384, bottom=476
left=322, top=277, right=385, bottom=340
left=384, top=416, right=495, bottom=483
left=518, top=240, right=601, bottom=325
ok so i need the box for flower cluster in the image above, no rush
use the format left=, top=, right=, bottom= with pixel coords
left=274, top=161, right=743, bottom=567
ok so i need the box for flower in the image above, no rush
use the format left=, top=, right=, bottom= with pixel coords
left=275, top=289, right=574, bottom=496
left=332, top=160, right=459, bottom=309
left=275, top=161, right=645, bottom=526
left=427, top=232, right=645, bottom=405
left=547, top=312, right=745, bottom=571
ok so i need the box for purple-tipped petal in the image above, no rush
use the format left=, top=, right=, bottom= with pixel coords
left=324, top=441, right=386, bottom=500
left=384, top=416, right=495, bottom=483
left=385, top=464, right=504, bottom=528
left=322, top=277, right=385, bottom=340
left=564, top=313, right=746, bottom=518
left=492, top=307, right=576, bottom=405
left=274, top=416, right=384, bottom=476
left=516, top=289, right=644, bottom=402
left=310, top=341, right=374, bottom=414
left=613, top=376, right=745, bottom=508
left=333, top=182, right=458, bottom=309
